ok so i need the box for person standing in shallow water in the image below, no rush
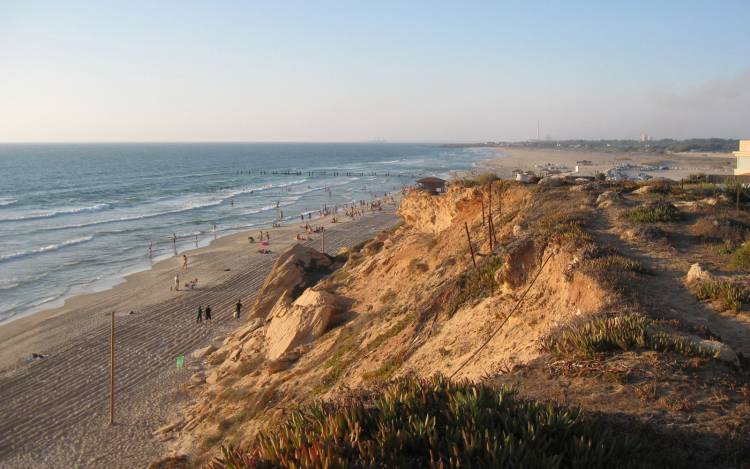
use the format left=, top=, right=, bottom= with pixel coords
left=204, top=305, right=212, bottom=322
left=196, top=305, right=203, bottom=323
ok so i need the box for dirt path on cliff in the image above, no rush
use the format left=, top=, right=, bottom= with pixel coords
left=0, top=209, right=399, bottom=469
left=590, top=203, right=750, bottom=356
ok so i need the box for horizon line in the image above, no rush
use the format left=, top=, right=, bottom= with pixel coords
left=0, top=136, right=742, bottom=145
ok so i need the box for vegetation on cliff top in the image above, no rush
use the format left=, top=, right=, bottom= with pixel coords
left=208, top=376, right=656, bottom=468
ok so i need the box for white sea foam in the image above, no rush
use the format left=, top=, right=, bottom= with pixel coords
left=0, top=235, right=95, bottom=263
left=31, top=181, right=310, bottom=233
left=0, top=203, right=110, bottom=222
left=0, top=197, right=18, bottom=207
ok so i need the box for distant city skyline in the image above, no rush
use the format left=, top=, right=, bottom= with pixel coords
left=1, top=1, right=748, bottom=143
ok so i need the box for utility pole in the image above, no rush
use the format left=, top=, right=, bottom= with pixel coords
left=109, top=311, right=115, bottom=426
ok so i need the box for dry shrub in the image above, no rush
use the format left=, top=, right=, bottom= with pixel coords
left=690, top=217, right=745, bottom=243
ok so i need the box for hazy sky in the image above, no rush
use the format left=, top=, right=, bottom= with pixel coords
left=1, top=1, right=749, bottom=142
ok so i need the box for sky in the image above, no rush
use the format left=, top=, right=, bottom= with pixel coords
left=1, top=0, right=749, bottom=143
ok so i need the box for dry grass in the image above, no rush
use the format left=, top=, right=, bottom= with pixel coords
left=581, top=255, right=650, bottom=275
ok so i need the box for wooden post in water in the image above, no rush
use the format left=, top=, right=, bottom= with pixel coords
left=464, top=222, right=477, bottom=269
left=109, top=311, right=115, bottom=426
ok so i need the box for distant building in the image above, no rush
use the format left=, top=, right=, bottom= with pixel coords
left=734, top=140, right=750, bottom=175
left=416, top=177, right=446, bottom=195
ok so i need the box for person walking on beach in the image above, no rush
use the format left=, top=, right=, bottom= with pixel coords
left=182, top=254, right=188, bottom=271
left=173, top=274, right=180, bottom=291
left=196, top=305, right=203, bottom=323
left=233, top=299, right=242, bottom=320
left=204, top=305, right=212, bottom=322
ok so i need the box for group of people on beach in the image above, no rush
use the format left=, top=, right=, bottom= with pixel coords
left=195, top=299, right=242, bottom=323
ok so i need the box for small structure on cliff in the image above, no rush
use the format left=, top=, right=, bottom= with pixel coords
left=416, top=176, right=446, bottom=195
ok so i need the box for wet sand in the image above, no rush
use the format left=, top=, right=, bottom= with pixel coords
left=0, top=205, right=400, bottom=468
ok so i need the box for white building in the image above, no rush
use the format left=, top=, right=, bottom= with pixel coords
left=734, top=140, right=750, bottom=175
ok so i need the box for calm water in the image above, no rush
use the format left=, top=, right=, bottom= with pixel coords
left=0, top=143, right=490, bottom=323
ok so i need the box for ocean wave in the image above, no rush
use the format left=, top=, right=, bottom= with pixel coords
left=29, top=182, right=310, bottom=234
left=0, top=197, right=18, bottom=208
left=0, top=203, right=110, bottom=222
left=0, top=235, right=95, bottom=263
left=227, top=178, right=308, bottom=198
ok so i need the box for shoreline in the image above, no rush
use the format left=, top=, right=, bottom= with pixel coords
left=0, top=202, right=402, bottom=467
left=0, top=201, right=397, bottom=370
left=0, top=219, right=286, bottom=328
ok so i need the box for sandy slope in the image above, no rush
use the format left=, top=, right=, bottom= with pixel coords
left=0, top=207, right=400, bottom=468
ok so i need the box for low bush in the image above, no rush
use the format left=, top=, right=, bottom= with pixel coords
left=641, top=180, right=672, bottom=194
left=625, top=201, right=682, bottom=223
left=692, top=280, right=749, bottom=312
left=457, top=172, right=499, bottom=187
left=208, top=376, right=649, bottom=468
left=730, top=243, right=750, bottom=272
left=582, top=255, right=650, bottom=275
left=686, top=173, right=707, bottom=184
left=543, top=314, right=713, bottom=358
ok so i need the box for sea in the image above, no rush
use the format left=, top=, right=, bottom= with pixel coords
left=0, top=143, right=493, bottom=323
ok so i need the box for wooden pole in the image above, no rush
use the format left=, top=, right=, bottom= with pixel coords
left=109, top=311, right=115, bottom=426
left=480, top=198, right=485, bottom=226
left=464, top=222, right=477, bottom=269
left=487, top=186, right=493, bottom=252
left=321, top=229, right=325, bottom=253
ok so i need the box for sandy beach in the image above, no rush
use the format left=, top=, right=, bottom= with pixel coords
left=475, top=147, right=735, bottom=181
left=0, top=204, right=400, bottom=468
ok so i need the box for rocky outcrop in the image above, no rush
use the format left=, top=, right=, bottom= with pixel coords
left=252, top=244, right=337, bottom=321
left=495, top=238, right=538, bottom=290
left=264, top=288, right=344, bottom=360
left=596, top=191, right=623, bottom=208
left=686, top=263, right=714, bottom=284
left=191, top=345, right=216, bottom=360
